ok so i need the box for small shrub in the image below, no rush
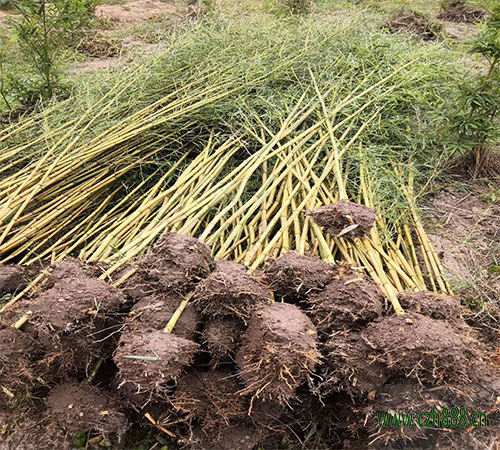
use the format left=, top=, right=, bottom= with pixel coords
left=0, top=44, right=10, bottom=110
left=449, top=6, right=499, bottom=176
left=9, top=0, right=97, bottom=99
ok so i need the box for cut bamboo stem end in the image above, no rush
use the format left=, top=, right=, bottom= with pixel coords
left=12, top=311, right=32, bottom=329
left=88, top=358, right=104, bottom=383
left=0, top=271, right=49, bottom=314
left=1, top=386, right=14, bottom=398
left=163, top=292, right=194, bottom=334
left=144, top=413, right=176, bottom=438
left=110, top=267, right=138, bottom=286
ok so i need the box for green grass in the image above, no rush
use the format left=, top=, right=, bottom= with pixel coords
left=2, top=5, right=495, bottom=269
left=3, top=13, right=473, bottom=218
left=1, top=0, right=492, bottom=114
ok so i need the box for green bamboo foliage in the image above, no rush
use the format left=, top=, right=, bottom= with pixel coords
left=0, top=62, right=451, bottom=317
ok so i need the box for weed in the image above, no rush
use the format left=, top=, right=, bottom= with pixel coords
left=263, top=0, right=313, bottom=16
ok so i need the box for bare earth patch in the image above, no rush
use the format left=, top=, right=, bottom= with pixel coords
left=71, top=56, right=127, bottom=74
left=423, top=183, right=500, bottom=344
left=424, top=185, right=499, bottom=287
left=0, top=10, right=17, bottom=21
left=96, top=0, right=188, bottom=25
left=443, top=21, right=479, bottom=41
left=69, top=0, right=189, bottom=73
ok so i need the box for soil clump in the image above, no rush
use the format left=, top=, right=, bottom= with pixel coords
left=265, top=251, right=336, bottom=302
left=236, top=303, right=319, bottom=404
left=306, top=200, right=376, bottom=238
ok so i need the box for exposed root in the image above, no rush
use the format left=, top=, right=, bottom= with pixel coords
left=0, top=323, right=44, bottom=403
left=236, top=303, right=319, bottom=404
left=2, top=277, right=126, bottom=375
left=202, top=316, right=243, bottom=367
left=362, top=312, right=481, bottom=384
left=306, top=201, right=376, bottom=238
left=307, top=268, right=383, bottom=334
left=265, top=251, right=336, bottom=302
left=171, top=370, right=247, bottom=436
left=115, top=330, right=198, bottom=404
left=193, top=260, right=272, bottom=320
left=315, top=331, right=387, bottom=398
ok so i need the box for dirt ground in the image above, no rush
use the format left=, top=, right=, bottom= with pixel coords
left=443, top=20, right=479, bottom=40
left=1, top=228, right=498, bottom=449
left=95, top=0, right=190, bottom=25
left=71, top=0, right=192, bottom=73
left=423, top=181, right=500, bottom=345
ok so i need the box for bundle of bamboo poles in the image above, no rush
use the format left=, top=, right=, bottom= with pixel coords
left=0, top=63, right=451, bottom=316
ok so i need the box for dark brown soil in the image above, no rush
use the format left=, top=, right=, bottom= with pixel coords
left=76, top=34, right=122, bottom=58
left=316, top=331, right=387, bottom=397
left=189, top=423, right=259, bottom=450
left=236, top=303, right=319, bottom=404
left=247, top=267, right=269, bottom=286
left=215, top=259, right=248, bottom=274
left=248, top=399, right=287, bottom=433
left=6, top=277, right=126, bottom=374
left=46, top=380, right=127, bottom=435
left=202, top=316, right=243, bottom=367
left=115, top=330, right=198, bottom=402
left=361, top=312, right=478, bottom=384
left=430, top=377, right=500, bottom=425
left=47, top=258, right=104, bottom=286
left=128, top=293, right=200, bottom=341
left=398, top=290, right=463, bottom=321
left=264, top=251, right=336, bottom=302
left=29, top=277, right=126, bottom=330
left=0, top=265, right=26, bottom=295
left=361, top=378, right=499, bottom=447
left=306, top=201, right=376, bottom=239
left=0, top=323, right=43, bottom=400
left=172, top=370, right=246, bottom=436
left=438, top=5, right=485, bottom=23
left=362, top=379, right=444, bottom=442
left=383, top=10, right=442, bottom=41
left=0, top=419, right=71, bottom=450
left=307, top=269, right=383, bottom=334
left=1, top=231, right=498, bottom=449
left=193, top=260, right=272, bottom=320
left=139, top=233, right=214, bottom=293
left=116, top=265, right=156, bottom=302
